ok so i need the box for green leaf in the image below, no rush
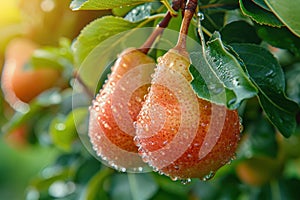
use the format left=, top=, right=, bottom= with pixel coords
left=30, top=38, right=73, bottom=71
left=30, top=167, right=74, bottom=191
left=190, top=32, right=258, bottom=109
left=264, top=0, right=300, bottom=37
left=220, top=20, right=261, bottom=44
left=252, top=0, right=270, bottom=11
left=70, top=0, right=153, bottom=10
left=230, top=43, right=299, bottom=137
left=50, top=108, right=87, bottom=151
left=73, top=16, right=144, bottom=67
left=239, top=0, right=283, bottom=27
left=256, top=25, right=300, bottom=57
left=113, top=5, right=136, bottom=16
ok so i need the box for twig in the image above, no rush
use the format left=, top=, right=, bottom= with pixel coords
left=174, top=0, right=198, bottom=51
left=73, top=71, right=94, bottom=98
left=139, top=0, right=183, bottom=54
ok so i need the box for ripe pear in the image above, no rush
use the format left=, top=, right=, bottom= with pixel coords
left=89, top=48, right=155, bottom=171
left=135, top=48, right=241, bottom=180
left=1, top=38, right=60, bottom=108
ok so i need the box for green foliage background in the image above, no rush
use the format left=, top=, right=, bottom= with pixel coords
left=0, top=0, right=300, bottom=199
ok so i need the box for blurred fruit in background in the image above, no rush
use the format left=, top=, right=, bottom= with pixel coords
left=4, top=125, right=28, bottom=148
left=236, top=154, right=285, bottom=187
left=1, top=38, right=61, bottom=109
left=0, top=0, right=299, bottom=199
left=278, top=131, right=300, bottom=159
left=0, top=0, right=110, bottom=69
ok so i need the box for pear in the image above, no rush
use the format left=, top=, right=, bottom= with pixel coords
left=135, top=48, right=240, bottom=180
left=89, top=48, right=155, bottom=172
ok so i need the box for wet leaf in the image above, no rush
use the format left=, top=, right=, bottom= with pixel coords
left=190, top=32, right=257, bottom=109
left=29, top=38, right=73, bottom=71
left=230, top=43, right=299, bottom=137
left=239, top=0, right=283, bottom=27
left=264, top=0, right=300, bottom=37
left=70, top=0, right=153, bottom=10
left=256, top=25, right=300, bottom=57
left=252, top=0, right=270, bottom=11
left=125, top=2, right=160, bottom=22
left=220, top=20, right=261, bottom=44
left=73, top=16, right=145, bottom=67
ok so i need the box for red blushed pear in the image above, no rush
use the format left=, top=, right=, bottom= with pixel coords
left=135, top=48, right=241, bottom=181
left=134, top=0, right=241, bottom=181
left=88, top=48, right=155, bottom=172
left=1, top=38, right=61, bottom=110
left=4, top=125, right=29, bottom=148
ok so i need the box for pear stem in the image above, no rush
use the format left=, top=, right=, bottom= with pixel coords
left=174, top=0, right=198, bottom=51
left=139, top=0, right=184, bottom=54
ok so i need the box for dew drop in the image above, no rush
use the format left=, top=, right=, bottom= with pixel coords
left=103, top=123, right=111, bottom=130
left=138, top=167, right=143, bottom=172
left=120, top=167, right=126, bottom=172
left=120, top=86, right=126, bottom=91
left=144, top=124, right=149, bottom=132
left=135, top=96, right=142, bottom=103
left=201, top=171, right=215, bottom=181
left=142, top=155, right=149, bottom=163
left=170, top=176, right=178, bottom=181
left=200, top=122, right=207, bottom=127
left=239, top=123, right=244, bottom=133
left=227, top=159, right=232, bottom=165
left=233, top=77, right=240, bottom=86
left=228, top=98, right=237, bottom=106
left=110, top=82, right=115, bottom=87
left=133, top=136, right=140, bottom=145
left=116, top=74, right=122, bottom=79
left=208, top=83, right=223, bottom=95
left=181, top=178, right=191, bottom=185
left=94, top=104, right=100, bottom=111
left=194, top=143, right=200, bottom=147
left=265, top=70, right=275, bottom=77
left=133, top=121, right=137, bottom=129
left=174, top=165, right=180, bottom=170
left=158, top=170, right=164, bottom=175
left=55, top=123, right=66, bottom=131
left=111, top=106, right=117, bottom=113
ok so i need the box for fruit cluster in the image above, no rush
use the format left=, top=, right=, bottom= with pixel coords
left=88, top=0, right=241, bottom=182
